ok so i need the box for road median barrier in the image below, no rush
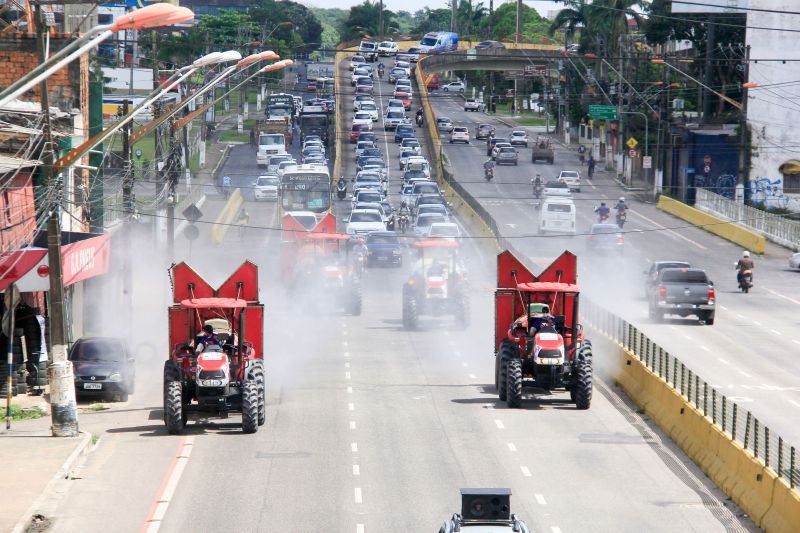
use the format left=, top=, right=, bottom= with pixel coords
left=211, top=188, right=243, bottom=245
left=332, top=42, right=349, bottom=182
left=657, top=195, right=766, bottom=254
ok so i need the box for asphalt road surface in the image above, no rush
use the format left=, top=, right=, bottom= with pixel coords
left=428, top=92, right=800, bottom=447
left=42, top=61, right=759, bottom=533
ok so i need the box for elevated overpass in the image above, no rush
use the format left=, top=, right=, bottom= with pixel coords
left=418, top=46, right=562, bottom=73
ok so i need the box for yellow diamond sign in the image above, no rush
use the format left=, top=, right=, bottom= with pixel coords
left=626, top=137, right=638, bottom=149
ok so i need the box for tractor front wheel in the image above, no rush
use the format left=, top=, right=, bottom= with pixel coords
left=574, top=345, right=593, bottom=409
left=506, top=358, right=523, bottom=408
left=241, top=379, right=259, bottom=434
left=164, top=380, right=185, bottom=434
left=252, top=360, right=266, bottom=426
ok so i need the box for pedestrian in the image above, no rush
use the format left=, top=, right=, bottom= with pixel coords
left=249, top=128, right=256, bottom=149
left=587, top=155, right=596, bottom=179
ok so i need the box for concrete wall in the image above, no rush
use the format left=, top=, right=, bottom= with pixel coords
left=746, top=1, right=800, bottom=212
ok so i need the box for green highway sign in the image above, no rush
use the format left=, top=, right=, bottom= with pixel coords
left=589, top=105, right=618, bottom=120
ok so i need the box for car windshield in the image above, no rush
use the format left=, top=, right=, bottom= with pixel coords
left=350, top=211, right=381, bottom=222
left=367, top=234, right=398, bottom=245
left=404, top=171, right=426, bottom=180
left=397, top=127, right=413, bottom=133
left=415, top=184, right=439, bottom=194
left=257, top=177, right=279, bottom=186
left=70, top=340, right=123, bottom=362
left=387, top=111, right=404, bottom=118
left=512, top=132, right=525, bottom=137
left=453, top=128, right=467, bottom=133
left=417, top=214, right=445, bottom=227
left=360, top=104, right=376, bottom=110
left=546, top=181, right=567, bottom=188
left=500, top=148, right=515, bottom=154
left=403, top=140, right=419, bottom=147
left=561, top=172, right=579, bottom=178
left=661, top=270, right=708, bottom=283
left=592, top=225, right=620, bottom=234
left=431, top=225, right=458, bottom=236
left=420, top=206, right=447, bottom=216
left=547, top=203, right=572, bottom=213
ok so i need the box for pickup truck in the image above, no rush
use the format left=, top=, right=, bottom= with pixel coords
left=648, top=267, right=715, bottom=325
left=464, top=99, right=485, bottom=112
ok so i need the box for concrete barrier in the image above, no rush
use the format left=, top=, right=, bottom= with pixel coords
left=211, top=188, right=243, bottom=245
left=332, top=43, right=349, bottom=183
left=606, top=339, right=800, bottom=532
left=657, top=196, right=766, bottom=254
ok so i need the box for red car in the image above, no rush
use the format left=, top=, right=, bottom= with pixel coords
left=307, top=82, right=317, bottom=92
left=350, top=124, right=370, bottom=143
left=394, top=91, right=412, bottom=110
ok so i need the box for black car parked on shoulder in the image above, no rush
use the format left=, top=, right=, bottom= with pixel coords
left=69, top=337, right=135, bottom=401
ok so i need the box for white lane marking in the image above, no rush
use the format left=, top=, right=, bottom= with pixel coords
left=342, top=330, right=348, bottom=336
left=718, top=358, right=731, bottom=366
left=736, top=313, right=745, bottom=319
left=507, top=442, right=517, bottom=452
left=766, top=287, right=800, bottom=305
left=719, top=305, right=728, bottom=311
left=520, top=466, right=532, bottom=477
left=494, top=419, right=505, bottom=429
left=350, top=421, right=357, bottom=430
left=354, top=487, right=363, bottom=504
left=347, top=386, right=353, bottom=394
left=143, top=436, right=195, bottom=533
left=469, top=373, right=477, bottom=379
left=789, top=400, right=800, bottom=408
left=448, top=340, right=455, bottom=346
left=444, top=330, right=450, bottom=336
left=345, top=372, right=351, bottom=380
left=343, top=341, right=349, bottom=347
left=348, top=403, right=355, bottom=411
left=344, top=351, right=350, bottom=358
left=668, top=325, right=677, bottom=330
left=461, top=361, right=469, bottom=367
left=753, top=321, right=762, bottom=326
left=683, top=334, right=693, bottom=341
left=345, top=362, right=351, bottom=368
left=701, top=346, right=711, bottom=352
left=455, top=351, right=462, bottom=357
left=739, top=371, right=752, bottom=378
left=551, top=528, right=563, bottom=533
left=794, top=340, right=800, bottom=346
left=356, top=525, right=365, bottom=533
left=771, top=329, right=782, bottom=335
left=353, top=465, right=360, bottom=476
left=535, top=494, right=547, bottom=505
left=351, top=442, right=358, bottom=452
left=629, top=209, right=708, bottom=250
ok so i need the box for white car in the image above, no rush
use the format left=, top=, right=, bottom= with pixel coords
left=352, top=112, right=374, bottom=128
left=399, top=138, right=421, bottom=155
left=351, top=67, right=371, bottom=85
left=349, top=55, right=366, bottom=71
left=558, top=170, right=581, bottom=192
left=464, top=99, right=484, bottom=112
left=442, top=81, right=465, bottom=93
left=384, top=109, right=406, bottom=130
left=491, top=142, right=512, bottom=160
left=790, top=252, right=800, bottom=270
left=353, top=95, right=374, bottom=110
left=356, top=102, right=379, bottom=121
left=378, top=41, right=399, bottom=56
left=510, top=130, right=529, bottom=147
left=275, top=160, right=297, bottom=179
left=404, top=156, right=431, bottom=179
left=253, top=175, right=280, bottom=201
left=285, top=211, right=318, bottom=231
left=428, top=222, right=461, bottom=241
left=450, top=127, right=470, bottom=144
left=414, top=213, right=448, bottom=237
left=346, top=209, right=385, bottom=235
left=543, top=180, right=572, bottom=197
left=385, top=99, right=405, bottom=114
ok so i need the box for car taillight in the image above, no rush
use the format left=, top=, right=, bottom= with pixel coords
left=658, top=286, right=667, bottom=300
left=708, top=287, right=715, bottom=304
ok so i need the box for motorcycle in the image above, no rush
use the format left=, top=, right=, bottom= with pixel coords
left=336, top=181, right=347, bottom=200
left=416, top=113, right=424, bottom=127
left=485, top=167, right=494, bottom=182
left=738, top=268, right=753, bottom=293
left=398, top=213, right=409, bottom=233
left=533, top=186, right=543, bottom=209
left=616, top=209, right=627, bottom=228
left=378, top=66, right=385, bottom=78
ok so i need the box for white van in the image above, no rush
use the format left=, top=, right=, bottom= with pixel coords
left=539, top=197, right=576, bottom=235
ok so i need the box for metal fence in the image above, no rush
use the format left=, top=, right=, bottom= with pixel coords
left=696, top=188, right=800, bottom=250
left=581, top=298, right=800, bottom=492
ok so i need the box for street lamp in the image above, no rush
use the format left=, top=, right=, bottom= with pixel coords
left=0, top=3, right=193, bottom=107
left=264, top=21, right=292, bottom=41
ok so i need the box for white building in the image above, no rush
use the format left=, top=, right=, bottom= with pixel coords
left=746, top=1, right=800, bottom=211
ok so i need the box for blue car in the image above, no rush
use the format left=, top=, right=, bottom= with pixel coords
left=394, top=124, right=416, bottom=143
left=365, top=231, right=403, bottom=267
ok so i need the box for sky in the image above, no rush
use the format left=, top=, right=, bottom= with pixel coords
left=305, top=0, right=564, bottom=19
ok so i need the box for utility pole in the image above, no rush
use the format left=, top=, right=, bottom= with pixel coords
left=121, top=98, right=133, bottom=330
left=562, top=32, right=570, bottom=140
left=378, top=0, right=384, bottom=43
left=488, top=0, right=494, bottom=112
left=36, top=1, right=78, bottom=437
left=450, top=0, right=457, bottom=33
left=702, top=16, right=715, bottom=124
left=514, top=0, right=522, bottom=116
left=166, top=117, right=177, bottom=256
left=736, top=45, right=751, bottom=202
left=618, top=36, right=624, bottom=180
left=152, top=31, right=164, bottom=249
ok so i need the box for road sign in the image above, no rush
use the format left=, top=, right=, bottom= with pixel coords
left=524, top=64, right=547, bottom=77
left=643, top=156, right=652, bottom=169
left=588, top=105, right=617, bottom=120
left=182, top=203, right=203, bottom=223
left=628, top=149, right=637, bottom=158
left=183, top=225, right=200, bottom=241
left=626, top=137, right=638, bottom=149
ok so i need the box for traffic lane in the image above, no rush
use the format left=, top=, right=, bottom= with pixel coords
left=433, top=113, right=800, bottom=444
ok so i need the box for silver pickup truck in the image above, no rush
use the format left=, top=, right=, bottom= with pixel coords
left=648, top=267, right=715, bottom=325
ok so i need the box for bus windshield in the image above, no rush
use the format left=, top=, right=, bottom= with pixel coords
left=281, top=172, right=331, bottom=213
left=260, top=134, right=284, bottom=146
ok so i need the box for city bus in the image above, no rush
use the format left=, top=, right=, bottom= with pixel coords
left=280, top=164, right=332, bottom=217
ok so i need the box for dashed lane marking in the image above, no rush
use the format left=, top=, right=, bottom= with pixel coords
left=520, top=466, right=532, bottom=477
left=455, top=351, right=462, bottom=357
left=469, top=373, right=477, bottom=379
left=353, top=465, right=360, bottom=476
left=794, top=340, right=800, bottom=346
left=789, top=400, right=800, bottom=408
left=345, top=362, right=351, bottom=368
left=356, top=524, right=365, bottom=533
left=552, top=527, right=563, bottom=533
left=701, top=346, right=711, bottom=352
left=348, top=403, right=355, bottom=411
left=461, top=362, right=469, bottom=367
left=629, top=209, right=708, bottom=250
left=351, top=442, right=358, bottom=452
left=765, top=287, right=800, bottom=305
left=344, top=352, right=350, bottom=358
left=507, top=442, right=517, bottom=452
left=771, top=329, right=782, bottom=335
left=753, top=321, right=762, bottom=326
left=739, top=371, right=752, bottom=378
left=347, top=386, right=353, bottom=394
left=354, top=487, right=363, bottom=504
left=718, top=358, right=731, bottom=366
left=345, top=372, right=351, bottom=380
left=494, top=419, right=505, bottom=429
left=535, top=494, right=547, bottom=505
left=350, top=421, right=357, bottom=429
left=737, top=313, right=745, bottom=319
left=142, top=436, right=195, bottom=533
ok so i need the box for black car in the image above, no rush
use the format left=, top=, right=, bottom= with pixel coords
left=476, top=40, right=506, bottom=50
left=365, top=231, right=403, bottom=267
left=69, top=337, right=135, bottom=401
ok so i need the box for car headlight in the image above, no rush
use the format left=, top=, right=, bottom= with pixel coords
left=108, top=373, right=122, bottom=382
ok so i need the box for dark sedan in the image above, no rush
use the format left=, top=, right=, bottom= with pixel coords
left=365, top=232, right=403, bottom=267
left=394, top=124, right=416, bottom=143
left=587, top=223, right=624, bottom=254
left=69, top=337, right=135, bottom=401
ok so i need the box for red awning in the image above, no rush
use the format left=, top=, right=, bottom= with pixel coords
left=0, top=233, right=111, bottom=292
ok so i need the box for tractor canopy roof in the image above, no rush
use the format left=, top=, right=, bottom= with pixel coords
left=413, top=239, right=459, bottom=249
left=179, top=298, right=248, bottom=309
left=303, top=232, right=351, bottom=241
left=516, top=282, right=580, bottom=293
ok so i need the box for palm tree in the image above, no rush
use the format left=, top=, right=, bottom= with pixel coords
left=548, top=0, right=589, bottom=48
left=549, top=0, right=642, bottom=55
left=457, top=0, right=487, bottom=41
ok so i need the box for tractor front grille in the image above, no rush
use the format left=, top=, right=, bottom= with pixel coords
left=198, top=369, right=226, bottom=380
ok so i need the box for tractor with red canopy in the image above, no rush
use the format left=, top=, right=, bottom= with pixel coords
left=402, top=240, right=469, bottom=329
left=494, top=250, right=593, bottom=409
left=164, top=261, right=265, bottom=434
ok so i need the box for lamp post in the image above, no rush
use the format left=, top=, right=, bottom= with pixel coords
left=0, top=3, right=193, bottom=107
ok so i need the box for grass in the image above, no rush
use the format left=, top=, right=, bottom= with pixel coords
left=85, top=403, right=109, bottom=412
left=91, top=434, right=100, bottom=445
left=218, top=131, right=250, bottom=143
left=110, top=130, right=156, bottom=163
left=9, top=404, right=46, bottom=421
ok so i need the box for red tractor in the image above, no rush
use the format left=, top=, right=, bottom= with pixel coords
left=494, top=250, right=593, bottom=409
left=164, top=261, right=266, bottom=434
left=402, top=240, right=469, bottom=330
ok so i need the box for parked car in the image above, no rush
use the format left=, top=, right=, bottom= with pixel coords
left=464, top=99, right=485, bottom=112
left=437, top=117, right=454, bottom=132
left=253, top=175, right=280, bottom=201
left=442, top=81, right=465, bottom=93
left=509, top=130, right=529, bottom=147
left=643, top=261, right=692, bottom=298
left=558, top=170, right=581, bottom=192
left=450, top=126, right=470, bottom=144
left=69, top=337, right=135, bottom=401
left=365, top=231, right=403, bottom=266
left=496, top=146, right=519, bottom=165
left=648, top=268, right=715, bottom=325
left=587, top=223, right=624, bottom=255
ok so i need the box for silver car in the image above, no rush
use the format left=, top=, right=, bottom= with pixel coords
left=496, top=147, right=519, bottom=166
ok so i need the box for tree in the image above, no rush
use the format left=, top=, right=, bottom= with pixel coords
left=491, top=3, right=551, bottom=43
left=250, top=0, right=323, bottom=48
left=341, top=1, right=395, bottom=42
left=456, top=0, right=487, bottom=41
left=412, top=8, right=452, bottom=36
left=549, top=0, right=642, bottom=55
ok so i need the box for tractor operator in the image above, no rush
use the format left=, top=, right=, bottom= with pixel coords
left=195, top=324, right=219, bottom=353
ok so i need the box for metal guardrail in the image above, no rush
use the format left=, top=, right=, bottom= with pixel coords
left=581, top=298, right=800, bottom=492
left=696, top=188, right=800, bottom=251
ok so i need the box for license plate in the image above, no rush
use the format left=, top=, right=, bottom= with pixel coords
left=83, top=383, right=102, bottom=390
left=377, top=256, right=388, bottom=261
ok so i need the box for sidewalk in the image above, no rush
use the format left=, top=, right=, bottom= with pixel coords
left=0, top=393, right=93, bottom=533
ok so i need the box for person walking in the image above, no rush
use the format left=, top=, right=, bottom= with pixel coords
left=587, top=155, right=596, bottom=180
left=249, top=128, right=256, bottom=149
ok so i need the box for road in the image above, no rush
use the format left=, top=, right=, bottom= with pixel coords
left=41, top=61, right=757, bottom=533
left=428, top=91, right=800, bottom=446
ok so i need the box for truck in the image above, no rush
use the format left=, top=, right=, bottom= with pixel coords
left=647, top=267, right=715, bottom=325
left=417, top=31, right=458, bottom=54
left=530, top=136, right=554, bottom=164
left=299, top=106, right=331, bottom=146
left=359, top=40, right=379, bottom=62
left=255, top=118, right=291, bottom=167
left=266, top=93, right=295, bottom=119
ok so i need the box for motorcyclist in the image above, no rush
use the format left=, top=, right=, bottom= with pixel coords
left=398, top=201, right=410, bottom=218
left=484, top=158, right=495, bottom=180
left=615, top=196, right=628, bottom=212
left=195, top=324, right=219, bottom=353
left=736, top=250, right=754, bottom=285
left=531, top=174, right=543, bottom=197
left=594, top=202, right=610, bottom=221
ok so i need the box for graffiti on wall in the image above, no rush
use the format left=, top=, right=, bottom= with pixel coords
left=696, top=173, right=736, bottom=198
left=749, top=176, right=800, bottom=211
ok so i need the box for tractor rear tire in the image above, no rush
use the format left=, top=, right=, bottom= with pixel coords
left=574, top=345, right=593, bottom=410
left=252, top=360, right=266, bottom=426
left=496, top=341, right=515, bottom=401
left=403, top=294, right=418, bottom=330
left=241, top=379, right=259, bottom=434
left=164, top=380, right=185, bottom=434
left=506, top=358, right=523, bottom=408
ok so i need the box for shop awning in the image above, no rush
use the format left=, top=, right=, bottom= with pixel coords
left=0, top=232, right=111, bottom=292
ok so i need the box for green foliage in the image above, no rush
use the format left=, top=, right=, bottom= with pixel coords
left=412, top=8, right=451, bottom=36
left=199, top=10, right=258, bottom=48
left=9, top=405, right=46, bottom=421
left=394, top=11, right=415, bottom=34
left=250, top=0, right=324, bottom=48
left=549, top=0, right=642, bottom=54
left=489, top=2, right=551, bottom=43
left=340, top=1, right=395, bottom=42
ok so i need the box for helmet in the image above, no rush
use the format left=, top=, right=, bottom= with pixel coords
left=202, top=324, right=214, bottom=335
left=600, top=202, right=606, bottom=206
left=619, top=197, right=625, bottom=202
left=743, top=250, right=750, bottom=258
